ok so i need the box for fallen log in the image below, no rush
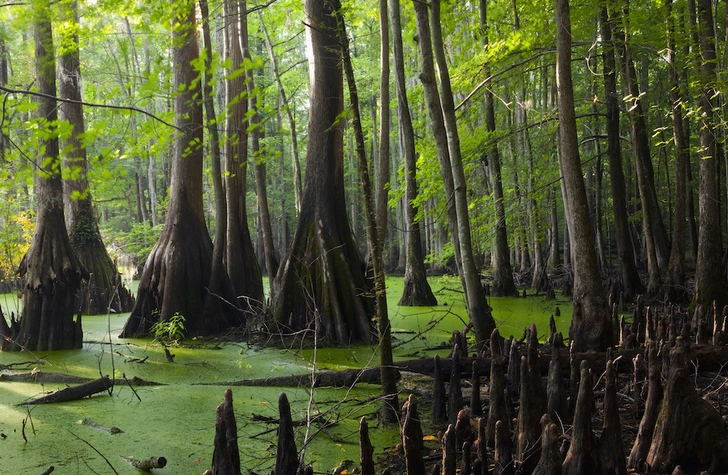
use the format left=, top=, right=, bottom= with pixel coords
left=18, top=377, right=113, bottom=405
left=121, top=456, right=167, bottom=470
left=194, top=345, right=728, bottom=389
left=0, top=371, right=92, bottom=384
left=197, top=367, right=395, bottom=388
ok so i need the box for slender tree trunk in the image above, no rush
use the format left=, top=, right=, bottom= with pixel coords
left=376, top=0, right=391, bottom=263
left=224, top=0, right=263, bottom=310
left=2, top=3, right=86, bottom=351
left=390, top=0, right=437, bottom=306
left=241, top=4, right=277, bottom=289
left=617, top=2, right=671, bottom=276
left=695, top=0, right=726, bottom=308
left=419, top=0, right=496, bottom=346
left=599, top=3, right=644, bottom=294
left=555, top=0, right=611, bottom=351
left=665, top=0, right=689, bottom=298
left=200, top=0, right=238, bottom=317
left=259, top=14, right=303, bottom=215
left=336, top=4, right=399, bottom=422
left=480, top=0, right=515, bottom=296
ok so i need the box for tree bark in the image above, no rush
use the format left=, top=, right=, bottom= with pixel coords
left=480, top=0, right=516, bottom=297
left=694, top=0, right=726, bottom=309
left=599, top=3, right=643, bottom=295
left=3, top=3, right=86, bottom=352
left=120, top=0, right=242, bottom=338
left=414, top=0, right=496, bottom=347
left=555, top=0, right=611, bottom=351
left=390, top=0, right=437, bottom=307
left=224, top=0, right=264, bottom=312
left=271, top=0, right=375, bottom=344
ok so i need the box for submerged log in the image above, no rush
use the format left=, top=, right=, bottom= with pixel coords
left=122, top=456, right=167, bottom=470
left=202, top=367, right=397, bottom=388
left=212, top=389, right=240, bottom=475
left=645, top=337, right=728, bottom=473
left=0, top=372, right=92, bottom=384
left=19, top=376, right=112, bottom=405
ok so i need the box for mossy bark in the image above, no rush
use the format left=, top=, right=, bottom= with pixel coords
left=120, top=0, right=241, bottom=338
left=2, top=5, right=85, bottom=352
left=271, top=0, right=374, bottom=344
left=58, top=0, right=133, bottom=316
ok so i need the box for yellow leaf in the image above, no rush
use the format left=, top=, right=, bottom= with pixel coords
left=423, top=435, right=438, bottom=441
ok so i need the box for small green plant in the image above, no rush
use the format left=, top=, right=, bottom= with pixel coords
left=150, top=312, right=186, bottom=346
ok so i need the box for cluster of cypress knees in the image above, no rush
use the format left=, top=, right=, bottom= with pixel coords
left=209, top=298, right=728, bottom=475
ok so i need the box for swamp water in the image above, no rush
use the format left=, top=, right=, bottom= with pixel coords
left=0, top=276, right=572, bottom=474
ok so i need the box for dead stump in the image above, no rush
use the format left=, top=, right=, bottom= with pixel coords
left=212, top=389, right=241, bottom=475
left=598, top=360, right=627, bottom=475
left=275, top=392, right=298, bottom=475
left=487, top=329, right=509, bottom=448
left=402, top=394, right=426, bottom=474
left=359, top=417, right=374, bottom=475
left=645, top=337, right=728, bottom=473
left=562, top=360, right=600, bottom=475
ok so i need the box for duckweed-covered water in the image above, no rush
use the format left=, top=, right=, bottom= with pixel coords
left=0, top=276, right=572, bottom=474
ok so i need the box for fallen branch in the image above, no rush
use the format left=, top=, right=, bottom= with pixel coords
left=19, top=377, right=113, bottom=405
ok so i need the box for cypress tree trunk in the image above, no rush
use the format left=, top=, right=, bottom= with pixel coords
left=271, top=0, right=375, bottom=344
left=415, top=0, right=496, bottom=346
left=694, top=0, right=726, bottom=308
left=2, top=3, right=86, bottom=351
left=665, top=0, right=689, bottom=298
left=120, top=0, right=242, bottom=338
left=599, top=3, right=644, bottom=294
left=58, top=0, right=134, bottom=315
left=555, top=0, right=611, bottom=351
left=224, top=0, right=264, bottom=311
left=480, top=0, right=516, bottom=297
left=390, top=0, right=437, bottom=307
